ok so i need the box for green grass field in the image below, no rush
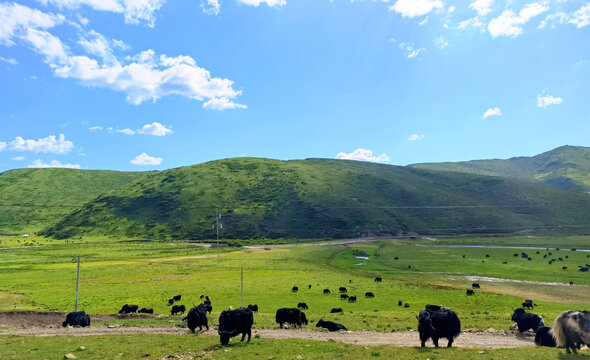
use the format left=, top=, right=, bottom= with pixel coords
left=1, top=235, right=589, bottom=358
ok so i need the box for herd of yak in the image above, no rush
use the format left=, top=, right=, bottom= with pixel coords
left=60, top=275, right=590, bottom=353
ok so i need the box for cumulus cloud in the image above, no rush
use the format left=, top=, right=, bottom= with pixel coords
left=0, top=3, right=245, bottom=109
left=130, top=152, right=162, bottom=165
left=336, top=148, right=390, bottom=163
left=12, top=156, right=25, bottom=160
left=569, top=3, right=590, bottom=28
left=398, top=42, right=425, bottom=58
left=488, top=2, right=549, bottom=37
left=390, top=0, right=443, bottom=18
left=115, top=128, right=135, bottom=135
left=137, top=122, right=172, bottom=136
left=537, top=93, right=563, bottom=108
left=237, top=0, right=286, bottom=6
left=28, top=159, right=80, bottom=169
left=5, top=134, right=74, bottom=154
left=37, top=0, right=166, bottom=27
left=482, top=107, right=502, bottom=118
left=0, top=56, right=18, bottom=65
left=0, top=142, right=6, bottom=151
left=469, top=0, right=493, bottom=16
left=434, top=35, right=448, bottom=49
left=201, top=0, right=221, bottom=15
left=408, top=134, right=425, bottom=141
left=203, top=97, right=247, bottom=110
left=88, top=126, right=103, bottom=131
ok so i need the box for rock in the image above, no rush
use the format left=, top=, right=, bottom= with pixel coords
left=486, top=327, right=495, bottom=332
left=108, top=324, right=120, bottom=328
left=477, top=351, right=485, bottom=354
left=64, top=354, right=76, bottom=359
left=296, top=356, right=303, bottom=360
left=78, top=346, right=85, bottom=351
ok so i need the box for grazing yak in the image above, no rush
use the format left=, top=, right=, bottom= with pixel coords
left=292, top=286, right=299, bottom=292
left=138, top=308, right=153, bottom=314
left=522, top=299, right=535, bottom=309
left=118, top=304, right=139, bottom=314
left=185, top=304, right=209, bottom=333
left=466, top=289, right=474, bottom=296
left=535, top=326, right=556, bottom=347
left=218, top=307, right=254, bottom=345
left=330, top=308, right=343, bottom=313
left=62, top=311, right=90, bottom=327
left=297, top=302, right=308, bottom=310
left=348, top=296, right=357, bottom=303
left=511, top=308, right=544, bottom=332
left=168, top=299, right=175, bottom=305
left=323, top=289, right=331, bottom=295
left=471, top=283, right=480, bottom=289
left=316, top=319, right=347, bottom=332
left=173, top=295, right=182, bottom=301
left=417, top=306, right=461, bottom=347
left=375, top=277, right=382, bottom=282
left=550, top=310, right=590, bottom=354
left=247, top=304, right=258, bottom=313
left=275, top=308, right=308, bottom=328
left=404, top=303, right=410, bottom=308
left=339, top=287, right=347, bottom=293
left=398, top=300, right=403, bottom=306
left=365, top=292, right=375, bottom=298
left=171, top=305, right=186, bottom=315
left=340, top=294, right=349, bottom=300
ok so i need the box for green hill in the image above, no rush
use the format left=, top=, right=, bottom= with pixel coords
left=411, top=145, right=590, bottom=192
left=41, top=157, right=590, bottom=240
left=0, top=168, right=146, bottom=233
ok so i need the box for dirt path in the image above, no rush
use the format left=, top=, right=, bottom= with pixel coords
left=0, top=325, right=534, bottom=349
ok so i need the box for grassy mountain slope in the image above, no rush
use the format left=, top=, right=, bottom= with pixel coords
left=411, top=145, right=590, bottom=192
left=41, top=157, right=590, bottom=240
left=0, top=168, right=146, bottom=233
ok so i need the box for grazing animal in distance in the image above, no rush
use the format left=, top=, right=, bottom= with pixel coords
left=330, top=308, right=343, bottom=313
left=348, top=296, right=357, bottom=303
left=398, top=300, right=403, bottom=306
left=323, top=289, right=331, bottom=295
left=471, top=283, right=480, bottom=289
left=417, top=306, right=461, bottom=347
left=171, top=305, right=186, bottom=315
left=339, top=287, right=347, bottom=293
left=550, top=310, right=590, bottom=354
left=466, top=289, right=474, bottom=296
left=168, top=299, right=174, bottom=305
left=138, top=308, right=153, bottom=314
left=118, top=304, right=139, bottom=314
left=374, top=277, right=382, bottom=282
left=292, top=286, right=299, bottom=292
left=173, top=295, right=181, bottom=301
left=247, top=304, right=258, bottom=313
left=62, top=311, right=90, bottom=327
left=316, top=319, right=347, bottom=332
left=340, top=294, right=349, bottom=300
left=535, top=326, right=556, bottom=347
left=404, top=303, right=410, bottom=308
left=275, top=308, right=308, bottom=328
left=218, top=308, right=254, bottom=345
left=185, top=304, right=209, bottom=333
left=365, top=292, right=375, bottom=298
left=522, top=300, right=534, bottom=309
left=297, top=302, right=308, bottom=310
left=511, top=308, right=544, bottom=333
left=308, top=285, right=312, bottom=289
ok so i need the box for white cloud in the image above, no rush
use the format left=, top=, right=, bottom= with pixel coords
left=201, top=0, right=220, bottom=15
left=0, top=142, right=7, bottom=151
left=459, top=16, right=484, bottom=29
left=390, top=0, right=443, bottom=18
left=78, top=30, right=127, bottom=64
left=482, top=107, right=502, bottom=118
left=469, top=0, right=493, bottom=16
left=88, top=126, right=103, bottom=131
left=130, top=152, right=162, bottom=165
left=537, top=93, right=563, bottom=108
left=408, top=134, right=425, bottom=141
left=7, top=134, right=74, bottom=154
left=237, top=0, right=286, bottom=6
left=137, top=122, right=172, bottom=136
left=12, top=156, right=25, bottom=160
left=203, top=97, right=247, bottom=110
left=569, top=3, right=590, bottom=28
left=434, top=35, right=448, bottom=49
left=419, top=16, right=429, bottom=26
left=28, top=159, right=80, bottom=169
left=37, top=0, right=166, bottom=27
left=115, top=128, right=135, bottom=135
left=399, top=42, right=425, bottom=58
left=488, top=2, right=549, bottom=38
left=336, top=148, right=390, bottom=163
left=0, top=56, right=18, bottom=65
left=0, top=2, right=65, bottom=46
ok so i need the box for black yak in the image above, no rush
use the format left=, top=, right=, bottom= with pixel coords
left=118, top=304, right=139, bottom=314
left=348, top=296, right=357, bottom=303
left=471, top=283, right=480, bottom=289
left=185, top=304, right=209, bottom=333
left=339, top=287, right=347, bottom=293
left=511, top=308, right=544, bottom=332
left=535, top=326, right=556, bottom=347
left=365, top=292, right=375, bottom=298
left=62, top=311, right=90, bottom=327
left=316, top=319, right=347, bottom=332
left=340, top=294, right=349, bottom=300
left=292, top=286, right=299, bottom=292
left=297, top=302, right=308, bottom=310
left=138, top=308, right=153, bottom=314
left=375, top=277, right=382, bottom=282
left=218, top=307, right=254, bottom=345
left=323, top=289, right=331, bottom=294
left=330, top=308, right=343, bottom=313
left=171, top=304, right=186, bottom=315
left=173, top=295, right=181, bottom=301
left=275, top=308, right=308, bottom=328
left=417, top=306, right=461, bottom=347
left=550, top=310, right=590, bottom=354
left=247, top=304, right=258, bottom=313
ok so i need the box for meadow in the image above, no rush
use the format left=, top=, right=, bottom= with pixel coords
left=1, top=235, right=589, bottom=358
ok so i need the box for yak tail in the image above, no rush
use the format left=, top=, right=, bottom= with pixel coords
left=550, top=313, right=567, bottom=347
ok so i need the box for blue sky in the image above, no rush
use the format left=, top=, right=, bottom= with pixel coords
left=0, top=0, right=589, bottom=171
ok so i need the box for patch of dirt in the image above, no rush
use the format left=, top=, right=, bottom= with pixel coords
left=0, top=315, right=535, bottom=349
left=0, top=311, right=157, bottom=328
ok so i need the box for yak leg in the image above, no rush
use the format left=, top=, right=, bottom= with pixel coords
left=447, top=337, right=454, bottom=347
left=247, top=329, right=252, bottom=342
left=432, top=337, right=439, bottom=348
left=240, top=331, right=247, bottom=342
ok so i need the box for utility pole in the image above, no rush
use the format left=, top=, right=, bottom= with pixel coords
left=241, top=265, right=244, bottom=309
left=75, top=256, right=80, bottom=312
left=216, top=213, right=221, bottom=263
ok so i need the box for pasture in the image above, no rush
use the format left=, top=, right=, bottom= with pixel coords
left=1, top=235, right=589, bottom=358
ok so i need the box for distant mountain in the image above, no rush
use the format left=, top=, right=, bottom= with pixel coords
left=410, top=146, right=590, bottom=192
left=40, top=157, right=590, bottom=240
left=0, top=168, right=146, bottom=233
